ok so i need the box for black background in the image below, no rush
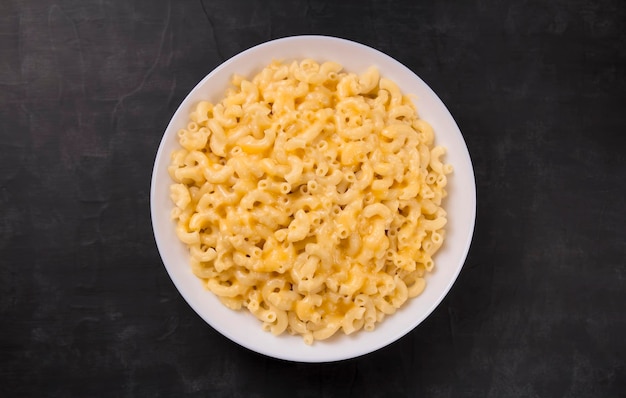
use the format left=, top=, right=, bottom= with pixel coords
left=1, top=0, right=625, bottom=397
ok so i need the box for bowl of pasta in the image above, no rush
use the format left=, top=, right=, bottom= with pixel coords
left=151, top=35, right=475, bottom=362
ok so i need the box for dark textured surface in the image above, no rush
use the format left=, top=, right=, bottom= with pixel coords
left=1, top=0, right=625, bottom=396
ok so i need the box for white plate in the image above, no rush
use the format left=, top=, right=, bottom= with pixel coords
left=151, top=35, right=476, bottom=362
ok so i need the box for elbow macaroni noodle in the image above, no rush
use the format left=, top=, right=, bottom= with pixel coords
left=168, top=59, right=452, bottom=344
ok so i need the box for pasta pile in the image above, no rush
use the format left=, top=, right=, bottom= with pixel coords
left=168, top=59, right=452, bottom=344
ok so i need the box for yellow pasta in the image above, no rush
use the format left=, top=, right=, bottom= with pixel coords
left=168, top=59, right=452, bottom=344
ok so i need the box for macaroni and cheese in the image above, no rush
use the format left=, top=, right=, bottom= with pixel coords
left=168, top=59, right=452, bottom=344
